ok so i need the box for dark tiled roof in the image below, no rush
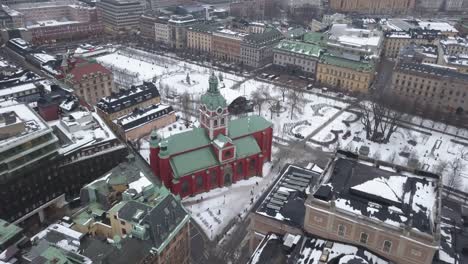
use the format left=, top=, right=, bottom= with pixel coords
left=243, top=28, right=283, bottom=45
left=396, top=62, right=468, bottom=81
left=96, top=82, right=160, bottom=114
left=255, top=164, right=320, bottom=227
left=118, top=200, right=151, bottom=223
left=313, top=153, right=440, bottom=234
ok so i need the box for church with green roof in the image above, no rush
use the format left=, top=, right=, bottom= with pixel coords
left=149, top=72, right=273, bottom=197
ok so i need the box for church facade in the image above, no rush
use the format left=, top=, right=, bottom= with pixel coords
left=149, top=72, right=273, bottom=197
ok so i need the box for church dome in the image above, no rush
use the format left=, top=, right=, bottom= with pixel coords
left=200, top=71, right=227, bottom=111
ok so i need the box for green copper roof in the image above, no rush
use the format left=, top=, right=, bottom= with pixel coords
left=228, top=115, right=272, bottom=139
left=160, top=127, right=210, bottom=156
left=149, top=130, right=161, bottom=148
left=170, top=147, right=219, bottom=178
left=320, top=54, right=375, bottom=72
left=0, top=219, right=22, bottom=247
left=303, top=32, right=326, bottom=46
left=40, top=245, right=89, bottom=264
left=233, top=136, right=261, bottom=158
left=274, top=40, right=323, bottom=58
left=200, top=72, right=227, bottom=111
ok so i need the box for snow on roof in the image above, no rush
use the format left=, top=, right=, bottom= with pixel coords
left=418, top=21, right=458, bottom=33
left=256, top=164, right=320, bottom=225
left=32, top=53, right=56, bottom=64
left=313, top=154, right=440, bottom=235
left=0, top=80, right=49, bottom=98
left=0, top=100, right=50, bottom=149
left=128, top=172, right=153, bottom=193
left=27, top=20, right=80, bottom=29
left=49, top=110, right=116, bottom=155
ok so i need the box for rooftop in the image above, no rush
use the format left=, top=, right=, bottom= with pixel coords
left=249, top=233, right=389, bottom=264
left=114, top=104, right=174, bottom=131
left=0, top=219, right=22, bottom=247
left=320, top=54, right=374, bottom=72
left=312, top=151, right=441, bottom=235
left=97, top=82, right=160, bottom=114
left=66, top=60, right=111, bottom=83
left=255, top=164, right=321, bottom=227
left=396, top=62, right=468, bottom=81
left=274, top=40, right=323, bottom=58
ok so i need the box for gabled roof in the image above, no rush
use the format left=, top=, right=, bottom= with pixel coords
left=228, top=115, right=272, bottom=139
left=67, top=61, right=111, bottom=83
left=170, top=147, right=219, bottom=178
left=160, top=127, right=211, bottom=156
left=213, top=134, right=232, bottom=149
left=233, top=136, right=261, bottom=158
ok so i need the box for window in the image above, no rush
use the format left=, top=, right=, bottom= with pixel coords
left=196, top=175, right=203, bottom=189
left=360, top=233, right=368, bottom=244
left=225, top=150, right=232, bottom=158
left=122, top=228, right=127, bottom=235
left=337, top=224, right=346, bottom=237
left=411, top=249, right=422, bottom=257
left=313, top=216, right=323, bottom=223
left=382, top=240, right=392, bottom=253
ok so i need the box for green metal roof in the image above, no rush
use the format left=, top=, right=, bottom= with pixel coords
left=0, top=219, right=22, bottom=247
left=228, top=115, right=272, bottom=139
left=213, top=134, right=232, bottom=148
left=160, top=128, right=211, bottom=156
left=170, top=147, right=219, bottom=178
left=274, top=40, right=323, bottom=58
left=40, top=245, right=89, bottom=264
left=233, top=136, right=261, bottom=158
left=303, top=32, right=326, bottom=46
left=200, top=72, right=227, bottom=111
left=320, top=54, right=375, bottom=72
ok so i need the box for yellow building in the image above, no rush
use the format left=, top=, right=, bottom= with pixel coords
left=383, top=31, right=439, bottom=58
left=187, top=24, right=216, bottom=54
left=329, top=0, right=415, bottom=14
left=316, top=54, right=375, bottom=93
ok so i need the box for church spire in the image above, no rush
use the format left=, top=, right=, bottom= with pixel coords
left=208, top=71, right=219, bottom=94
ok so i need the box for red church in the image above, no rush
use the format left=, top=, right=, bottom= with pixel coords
left=149, top=72, right=273, bottom=197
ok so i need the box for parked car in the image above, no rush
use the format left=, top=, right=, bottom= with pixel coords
left=294, top=133, right=304, bottom=139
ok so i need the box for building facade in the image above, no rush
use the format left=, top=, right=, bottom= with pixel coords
left=230, top=0, right=267, bottom=19
left=0, top=101, right=127, bottom=223
left=168, top=15, right=198, bottom=49
left=273, top=40, right=323, bottom=76
left=62, top=58, right=115, bottom=105
left=329, top=0, right=415, bottom=14
left=114, top=104, right=176, bottom=141
left=187, top=23, right=216, bottom=54
left=390, top=62, right=468, bottom=113
left=212, top=29, right=247, bottom=63
left=304, top=151, right=442, bottom=264
left=383, top=30, right=440, bottom=58
left=316, top=54, right=375, bottom=92
left=149, top=73, right=273, bottom=198
left=97, top=0, right=144, bottom=32
left=241, top=27, right=283, bottom=68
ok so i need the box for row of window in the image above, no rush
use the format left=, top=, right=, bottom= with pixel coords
left=337, top=225, right=392, bottom=252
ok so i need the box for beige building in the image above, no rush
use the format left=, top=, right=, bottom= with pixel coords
left=305, top=151, right=442, bottom=264
left=212, top=29, right=247, bottom=63
left=96, top=81, right=161, bottom=130
left=329, top=0, right=415, bottom=14
left=383, top=31, right=440, bottom=58
left=63, top=59, right=115, bottom=105
left=113, top=104, right=176, bottom=141
left=316, top=54, right=375, bottom=92
left=187, top=24, right=216, bottom=54
left=273, top=40, right=323, bottom=76
left=390, top=62, right=468, bottom=113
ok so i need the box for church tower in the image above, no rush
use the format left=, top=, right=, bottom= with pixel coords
left=199, top=71, right=229, bottom=140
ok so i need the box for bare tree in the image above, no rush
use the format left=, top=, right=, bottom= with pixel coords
left=163, top=84, right=171, bottom=98
left=434, top=160, right=448, bottom=175
left=279, top=86, right=288, bottom=102
left=179, top=92, right=191, bottom=121
left=359, top=95, right=403, bottom=143
left=446, top=158, right=465, bottom=195
left=287, top=89, right=305, bottom=120
left=186, top=73, right=191, bottom=84
left=251, top=85, right=270, bottom=115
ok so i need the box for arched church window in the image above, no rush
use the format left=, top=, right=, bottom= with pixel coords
left=221, top=118, right=225, bottom=125
left=181, top=180, right=189, bottom=194
left=214, top=119, right=218, bottom=127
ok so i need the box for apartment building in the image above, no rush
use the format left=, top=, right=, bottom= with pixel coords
left=441, top=37, right=468, bottom=55
left=230, top=0, right=267, bottom=19
left=0, top=100, right=127, bottom=223
left=168, top=15, right=198, bottom=49
left=241, top=27, right=283, bottom=68
left=187, top=23, right=217, bottom=54
left=74, top=155, right=191, bottom=264
left=399, top=43, right=439, bottom=64
left=62, top=58, right=115, bottom=105
left=304, top=151, right=442, bottom=264
left=96, top=81, right=161, bottom=125
left=383, top=30, right=440, bottom=58
left=273, top=40, right=323, bottom=76
left=97, top=0, right=144, bottom=32
left=212, top=29, right=247, bottom=63
left=316, top=54, right=375, bottom=92
left=140, top=12, right=170, bottom=45
left=390, top=62, right=468, bottom=113
left=329, top=0, right=415, bottom=14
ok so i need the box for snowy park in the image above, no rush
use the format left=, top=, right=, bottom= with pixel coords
left=111, top=47, right=468, bottom=239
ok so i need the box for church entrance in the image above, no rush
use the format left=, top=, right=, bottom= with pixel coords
left=223, top=166, right=233, bottom=186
